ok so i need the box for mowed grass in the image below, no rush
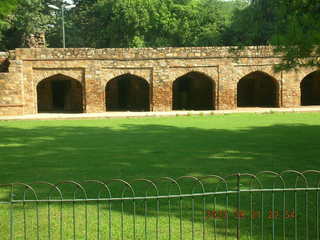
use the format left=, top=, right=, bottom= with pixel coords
left=0, top=112, right=320, bottom=239
left=1, top=112, right=320, bottom=182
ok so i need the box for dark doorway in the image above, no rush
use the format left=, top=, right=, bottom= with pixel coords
left=0, top=59, right=9, bottom=73
left=237, top=71, right=278, bottom=107
left=173, top=72, right=214, bottom=110
left=106, top=74, right=150, bottom=111
left=301, top=71, right=320, bottom=106
left=37, top=74, right=83, bottom=113
left=52, top=80, right=68, bottom=110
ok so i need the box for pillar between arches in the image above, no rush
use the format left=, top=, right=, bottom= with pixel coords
left=84, top=64, right=105, bottom=113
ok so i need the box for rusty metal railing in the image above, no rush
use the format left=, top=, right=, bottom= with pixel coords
left=0, top=170, right=319, bottom=239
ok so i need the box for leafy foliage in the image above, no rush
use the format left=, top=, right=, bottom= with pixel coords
left=272, top=0, right=320, bottom=70
left=222, top=0, right=320, bottom=70
left=1, top=0, right=55, bottom=49
left=0, top=0, right=17, bottom=23
left=62, top=0, right=229, bottom=48
left=0, top=0, right=18, bottom=43
left=0, top=0, right=245, bottom=49
left=0, top=0, right=318, bottom=70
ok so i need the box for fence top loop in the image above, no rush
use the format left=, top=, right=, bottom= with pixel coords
left=158, top=177, right=182, bottom=196
left=223, top=173, right=262, bottom=190
left=223, top=172, right=241, bottom=181
left=30, top=181, right=63, bottom=200
left=131, top=179, right=159, bottom=197
left=239, top=173, right=263, bottom=189
left=54, top=180, right=88, bottom=199
left=106, top=179, right=135, bottom=198
left=280, top=170, right=309, bottom=188
left=302, top=170, right=320, bottom=187
left=83, top=180, right=112, bottom=199
left=256, top=171, right=285, bottom=189
left=176, top=176, right=205, bottom=194
left=11, top=182, right=38, bottom=201
left=200, top=175, right=229, bottom=192
left=303, top=170, right=320, bottom=175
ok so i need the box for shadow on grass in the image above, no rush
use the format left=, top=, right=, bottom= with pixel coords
left=0, top=121, right=319, bottom=239
left=0, top=122, right=319, bottom=182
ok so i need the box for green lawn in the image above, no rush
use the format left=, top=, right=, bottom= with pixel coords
left=0, top=112, right=320, bottom=239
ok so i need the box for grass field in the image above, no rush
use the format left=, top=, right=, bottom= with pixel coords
left=0, top=112, right=320, bottom=239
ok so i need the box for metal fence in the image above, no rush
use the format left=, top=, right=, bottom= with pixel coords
left=0, top=170, right=320, bottom=239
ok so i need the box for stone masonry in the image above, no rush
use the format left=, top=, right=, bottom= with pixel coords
left=0, top=46, right=319, bottom=116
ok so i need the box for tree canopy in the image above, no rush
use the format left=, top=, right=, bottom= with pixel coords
left=223, top=0, right=320, bottom=70
left=0, top=0, right=18, bottom=42
left=0, top=0, right=318, bottom=70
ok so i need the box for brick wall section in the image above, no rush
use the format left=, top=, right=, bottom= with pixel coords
left=0, top=51, right=23, bottom=115
left=0, top=46, right=319, bottom=116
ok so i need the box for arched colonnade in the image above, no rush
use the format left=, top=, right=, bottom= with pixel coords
left=36, top=70, right=320, bottom=113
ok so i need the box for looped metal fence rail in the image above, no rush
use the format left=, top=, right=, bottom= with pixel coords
left=0, top=170, right=320, bottom=239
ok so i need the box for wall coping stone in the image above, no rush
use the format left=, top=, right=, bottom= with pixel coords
left=11, top=46, right=281, bottom=61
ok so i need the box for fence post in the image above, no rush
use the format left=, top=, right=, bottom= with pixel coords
left=10, top=184, right=14, bottom=240
left=237, top=173, right=240, bottom=240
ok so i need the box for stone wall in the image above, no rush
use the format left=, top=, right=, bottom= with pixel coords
left=0, top=57, right=24, bottom=116
left=12, top=46, right=276, bottom=60
left=0, top=46, right=319, bottom=116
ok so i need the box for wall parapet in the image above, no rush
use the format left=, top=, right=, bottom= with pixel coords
left=12, top=46, right=279, bottom=61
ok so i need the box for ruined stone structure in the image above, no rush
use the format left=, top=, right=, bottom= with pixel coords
left=0, top=46, right=319, bottom=116
left=26, top=32, right=46, bottom=49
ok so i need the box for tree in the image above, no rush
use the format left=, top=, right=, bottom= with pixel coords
left=46, top=0, right=99, bottom=48
left=271, top=0, right=320, bottom=70
left=0, top=0, right=17, bottom=22
left=1, top=0, right=55, bottom=50
left=221, top=0, right=320, bottom=70
left=0, top=0, right=18, bottom=45
left=63, top=0, right=226, bottom=48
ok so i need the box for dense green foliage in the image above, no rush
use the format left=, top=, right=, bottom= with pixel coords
left=0, top=0, right=17, bottom=42
left=55, top=0, right=237, bottom=48
left=0, top=0, right=17, bottom=19
left=0, top=0, right=319, bottom=69
left=0, top=0, right=17, bottom=23
left=272, top=0, right=320, bottom=70
left=1, top=0, right=53, bottom=48
left=0, top=0, right=247, bottom=48
left=223, top=0, right=320, bottom=70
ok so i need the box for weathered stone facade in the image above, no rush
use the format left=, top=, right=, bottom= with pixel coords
left=0, top=46, right=319, bottom=116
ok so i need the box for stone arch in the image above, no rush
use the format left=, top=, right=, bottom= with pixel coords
left=105, top=73, right=150, bottom=111
left=37, top=74, right=83, bottom=113
left=237, top=71, right=279, bottom=107
left=172, top=71, right=215, bottom=110
left=301, top=70, right=320, bottom=106
left=33, top=69, right=83, bottom=86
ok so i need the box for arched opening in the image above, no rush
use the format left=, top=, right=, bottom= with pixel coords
left=0, top=59, right=9, bottom=72
left=106, top=74, right=150, bottom=111
left=37, top=74, right=83, bottom=113
left=301, top=71, right=320, bottom=106
left=172, top=72, right=214, bottom=110
left=237, top=71, right=278, bottom=107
